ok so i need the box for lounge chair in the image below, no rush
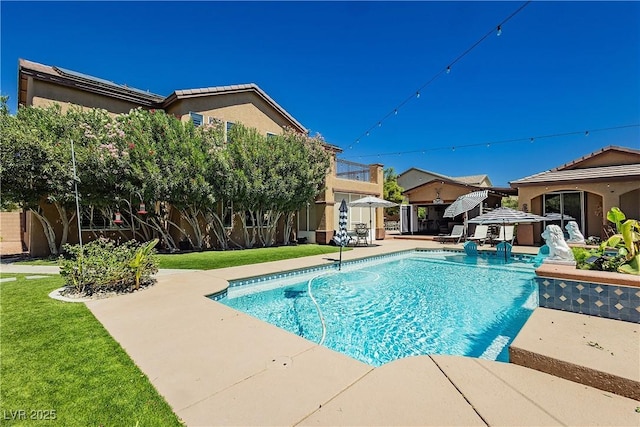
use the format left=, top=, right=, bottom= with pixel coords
left=435, top=224, right=464, bottom=244
left=492, top=225, right=515, bottom=246
left=466, top=225, right=489, bottom=246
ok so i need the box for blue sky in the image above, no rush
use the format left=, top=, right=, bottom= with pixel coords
left=1, top=1, right=638, bottom=186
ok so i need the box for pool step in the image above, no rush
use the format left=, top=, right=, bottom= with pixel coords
left=509, top=308, right=640, bottom=401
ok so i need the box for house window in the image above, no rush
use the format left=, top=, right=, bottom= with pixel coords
left=226, top=121, right=235, bottom=142
left=190, top=112, right=203, bottom=127
left=222, top=200, right=233, bottom=228
left=266, top=132, right=277, bottom=139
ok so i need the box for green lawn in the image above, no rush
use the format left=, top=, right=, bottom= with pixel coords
left=154, top=244, right=347, bottom=270
left=15, top=244, right=349, bottom=271
left=0, top=274, right=183, bottom=426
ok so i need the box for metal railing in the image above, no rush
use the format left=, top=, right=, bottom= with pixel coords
left=335, top=158, right=370, bottom=182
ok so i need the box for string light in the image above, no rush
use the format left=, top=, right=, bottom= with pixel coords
left=497, top=25, right=502, bottom=36
left=347, top=1, right=531, bottom=149
left=344, top=124, right=639, bottom=160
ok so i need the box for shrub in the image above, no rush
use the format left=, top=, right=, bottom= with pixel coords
left=59, top=238, right=159, bottom=295
left=572, top=247, right=596, bottom=270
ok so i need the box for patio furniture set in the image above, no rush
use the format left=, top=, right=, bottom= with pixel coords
left=435, top=224, right=515, bottom=246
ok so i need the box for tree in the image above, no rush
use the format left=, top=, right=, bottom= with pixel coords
left=501, top=196, right=519, bottom=209
left=383, top=167, right=404, bottom=217
left=1, top=102, right=77, bottom=255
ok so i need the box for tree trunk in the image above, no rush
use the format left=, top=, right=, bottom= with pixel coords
left=53, top=202, right=73, bottom=253
left=283, top=211, right=295, bottom=245
left=29, top=208, right=58, bottom=256
left=239, top=210, right=256, bottom=248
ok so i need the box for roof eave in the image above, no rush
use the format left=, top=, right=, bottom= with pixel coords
left=19, top=63, right=164, bottom=107
left=511, top=174, right=640, bottom=187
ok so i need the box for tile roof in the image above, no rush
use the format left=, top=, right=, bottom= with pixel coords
left=399, top=167, right=492, bottom=188
left=451, top=174, right=491, bottom=186
left=510, top=164, right=640, bottom=186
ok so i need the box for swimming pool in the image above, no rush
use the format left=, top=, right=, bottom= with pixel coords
left=216, top=250, right=538, bottom=366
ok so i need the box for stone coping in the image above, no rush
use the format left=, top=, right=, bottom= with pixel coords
left=536, top=263, right=640, bottom=288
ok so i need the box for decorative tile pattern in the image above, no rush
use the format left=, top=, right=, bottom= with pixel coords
left=535, top=276, right=639, bottom=323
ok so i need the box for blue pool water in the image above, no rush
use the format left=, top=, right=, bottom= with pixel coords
left=217, top=251, right=538, bottom=366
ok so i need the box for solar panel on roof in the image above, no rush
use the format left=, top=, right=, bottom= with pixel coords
left=53, top=66, right=163, bottom=99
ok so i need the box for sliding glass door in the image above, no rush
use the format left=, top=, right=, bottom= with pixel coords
left=543, top=191, right=584, bottom=233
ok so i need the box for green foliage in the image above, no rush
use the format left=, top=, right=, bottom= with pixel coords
left=156, top=244, right=347, bottom=270
left=59, top=238, right=159, bottom=295
left=383, top=167, right=404, bottom=217
left=1, top=103, right=332, bottom=253
left=572, top=247, right=597, bottom=269
left=606, top=207, right=626, bottom=233
left=129, top=238, right=160, bottom=290
left=600, top=207, right=640, bottom=275
left=0, top=274, right=181, bottom=425
left=501, top=196, right=519, bottom=209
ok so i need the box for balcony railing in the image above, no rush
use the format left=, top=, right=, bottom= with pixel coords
left=336, top=158, right=370, bottom=182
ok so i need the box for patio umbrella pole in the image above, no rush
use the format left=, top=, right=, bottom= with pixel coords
left=369, top=205, right=373, bottom=246
left=503, top=220, right=507, bottom=262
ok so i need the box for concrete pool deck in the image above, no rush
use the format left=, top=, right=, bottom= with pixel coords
left=81, top=239, right=639, bottom=426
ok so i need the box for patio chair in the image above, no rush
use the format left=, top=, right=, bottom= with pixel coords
left=466, top=225, right=489, bottom=246
left=463, top=240, right=478, bottom=256
left=492, top=225, right=515, bottom=246
left=435, top=224, right=464, bottom=244
left=354, top=223, right=369, bottom=247
left=496, top=242, right=512, bottom=260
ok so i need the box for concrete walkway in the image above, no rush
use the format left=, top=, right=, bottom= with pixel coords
left=0, top=263, right=196, bottom=277
left=81, top=240, right=639, bottom=426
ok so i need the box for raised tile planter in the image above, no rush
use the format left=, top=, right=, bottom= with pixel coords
left=535, top=263, right=640, bottom=323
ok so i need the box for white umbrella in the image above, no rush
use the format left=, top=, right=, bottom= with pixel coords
left=444, top=190, right=488, bottom=218
left=468, top=207, right=546, bottom=225
left=349, top=196, right=398, bottom=245
left=444, top=190, right=488, bottom=237
left=469, top=207, right=546, bottom=261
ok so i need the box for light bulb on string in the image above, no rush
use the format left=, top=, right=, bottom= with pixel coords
left=452, top=146, right=456, bottom=151
left=497, top=25, right=502, bottom=36
left=530, top=137, right=534, bottom=143
left=585, top=131, right=589, bottom=136
left=366, top=131, right=370, bottom=137
left=446, top=66, right=451, bottom=74
left=394, top=109, right=398, bottom=115
left=378, top=122, right=382, bottom=127
left=416, top=91, right=421, bottom=99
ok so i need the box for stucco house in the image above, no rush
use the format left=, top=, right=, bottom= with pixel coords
left=398, top=167, right=515, bottom=235
left=510, top=145, right=640, bottom=245
left=15, top=59, right=383, bottom=255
